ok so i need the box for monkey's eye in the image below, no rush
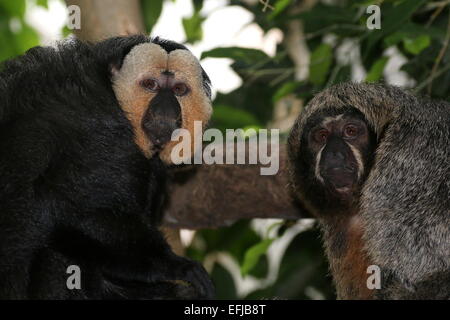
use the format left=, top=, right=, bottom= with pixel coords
left=314, top=129, right=329, bottom=143
left=343, top=125, right=359, bottom=138
left=172, top=82, right=189, bottom=96
left=140, top=78, right=159, bottom=92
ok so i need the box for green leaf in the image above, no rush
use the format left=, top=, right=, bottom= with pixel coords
left=62, top=25, right=72, bottom=38
left=241, top=239, right=274, bottom=276
left=141, top=0, right=163, bottom=33
left=182, top=11, right=204, bottom=44
left=193, top=220, right=262, bottom=264
left=201, top=47, right=269, bottom=64
left=378, top=0, right=426, bottom=35
left=211, top=104, right=260, bottom=132
left=363, top=0, right=427, bottom=60
left=292, top=3, right=360, bottom=37
left=16, top=23, right=39, bottom=53
left=210, top=263, right=238, bottom=299
left=365, top=57, right=388, bottom=82
left=384, top=31, right=407, bottom=47
left=36, top=0, right=48, bottom=9
left=384, top=23, right=446, bottom=47
left=403, top=35, right=431, bottom=55
left=192, top=0, right=204, bottom=12
left=272, top=81, right=302, bottom=102
left=242, top=125, right=263, bottom=138
left=269, top=0, right=292, bottom=20
left=266, top=221, right=285, bottom=238
left=0, top=0, right=26, bottom=17
left=0, top=29, right=16, bottom=62
left=309, top=43, right=333, bottom=86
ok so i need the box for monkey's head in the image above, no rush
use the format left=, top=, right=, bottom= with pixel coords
left=109, top=37, right=212, bottom=164
left=286, top=82, right=416, bottom=216
left=290, top=107, right=376, bottom=215
left=308, top=108, right=375, bottom=192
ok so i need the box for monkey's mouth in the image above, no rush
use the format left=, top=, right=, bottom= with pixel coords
left=324, top=167, right=357, bottom=192
left=143, top=117, right=182, bottom=151
left=335, top=186, right=352, bottom=194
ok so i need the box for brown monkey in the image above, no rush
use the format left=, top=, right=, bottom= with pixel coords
left=287, top=82, right=450, bottom=299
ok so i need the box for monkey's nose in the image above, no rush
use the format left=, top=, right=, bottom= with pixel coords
left=143, top=119, right=179, bottom=148
left=324, top=151, right=346, bottom=167
left=331, top=151, right=345, bottom=160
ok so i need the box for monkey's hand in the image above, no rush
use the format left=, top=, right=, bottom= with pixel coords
left=102, top=254, right=215, bottom=299
left=168, top=256, right=215, bottom=299
left=58, top=208, right=215, bottom=299
left=101, top=276, right=206, bottom=300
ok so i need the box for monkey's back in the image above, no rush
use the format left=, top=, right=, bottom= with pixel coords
left=361, top=96, right=450, bottom=297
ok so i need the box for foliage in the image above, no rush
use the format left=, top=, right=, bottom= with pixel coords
left=187, top=220, right=334, bottom=299
left=0, top=0, right=46, bottom=62
left=141, top=0, right=164, bottom=33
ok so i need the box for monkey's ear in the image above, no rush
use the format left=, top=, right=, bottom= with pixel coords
left=161, top=141, right=309, bottom=229
left=106, top=47, right=132, bottom=79
left=109, top=63, right=121, bottom=78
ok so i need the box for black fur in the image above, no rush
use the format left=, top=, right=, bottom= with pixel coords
left=0, top=36, right=214, bottom=299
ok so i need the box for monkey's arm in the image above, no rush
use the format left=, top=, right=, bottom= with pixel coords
left=0, top=124, right=213, bottom=299
left=50, top=212, right=214, bottom=299
left=0, top=119, right=61, bottom=299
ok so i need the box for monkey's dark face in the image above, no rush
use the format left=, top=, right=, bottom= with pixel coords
left=297, top=109, right=376, bottom=210
left=112, top=43, right=212, bottom=163
left=308, top=113, right=371, bottom=195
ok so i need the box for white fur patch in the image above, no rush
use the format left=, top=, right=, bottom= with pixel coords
left=322, top=114, right=343, bottom=126
left=347, top=142, right=364, bottom=180
left=112, top=43, right=168, bottom=108
left=315, top=145, right=325, bottom=183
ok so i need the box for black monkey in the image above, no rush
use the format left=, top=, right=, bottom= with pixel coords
left=288, top=82, right=450, bottom=299
left=0, top=35, right=214, bottom=299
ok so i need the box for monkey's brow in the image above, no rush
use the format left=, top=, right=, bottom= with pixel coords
left=322, top=114, right=344, bottom=125
left=306, top=115, right=341, bottom=130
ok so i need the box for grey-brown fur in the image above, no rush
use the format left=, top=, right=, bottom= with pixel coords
left=288, top=82, right=450, bottom=299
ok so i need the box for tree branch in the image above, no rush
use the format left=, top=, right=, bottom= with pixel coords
left=162, top=142, right=308, bottom=230
left=65, top=0, right=145, bottom=41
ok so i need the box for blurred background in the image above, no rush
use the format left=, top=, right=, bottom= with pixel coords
left=1, top=0, right=449, bottom=299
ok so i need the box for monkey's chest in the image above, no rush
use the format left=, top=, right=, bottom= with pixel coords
left=325, top=216, right=374, bottom=300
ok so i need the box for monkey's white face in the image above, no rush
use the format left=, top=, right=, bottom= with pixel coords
left=308, top=113, right=371, bottom=195
left=112, top=43, right=212, bottom=164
